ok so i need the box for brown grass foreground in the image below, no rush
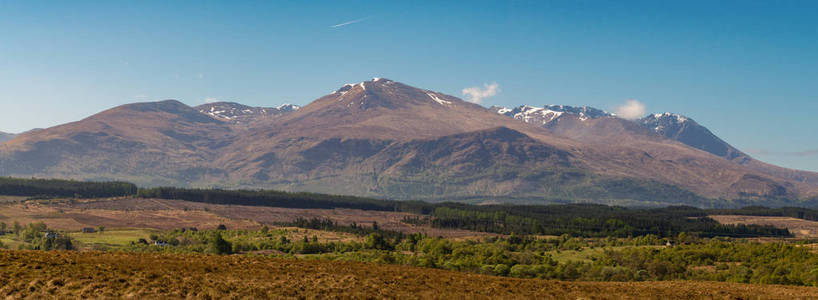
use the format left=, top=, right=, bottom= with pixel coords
left=1, top=251, right=818, bottom=299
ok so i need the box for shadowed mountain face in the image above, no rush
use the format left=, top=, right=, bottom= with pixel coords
left=641, top=113, right=747, bottom=161
left=2, top=79, right=817, bottom=207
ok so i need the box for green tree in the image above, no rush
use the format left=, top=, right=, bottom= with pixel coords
left=13, top=221, right=22, bottom=236
left=208, top=232, right=232, bottom=255
left=365, top=233, right=391, bottom=250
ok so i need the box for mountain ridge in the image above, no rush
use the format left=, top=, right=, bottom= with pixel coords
left=1, top=79, right=816, bottom=207
left=492, top=104, right=818, bottom=192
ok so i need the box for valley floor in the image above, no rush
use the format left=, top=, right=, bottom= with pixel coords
left=2, top=250, right=817, bottom=299
left=0, top=197, right=494, bottom=239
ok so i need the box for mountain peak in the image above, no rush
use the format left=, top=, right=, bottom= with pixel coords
left=645, top=112, right=690, bottom=124
left=641, top=112, right=695, bottom=135
left=194, top=102, right=299, bottom=124
left=491, top=104, right=612, bottom=125
left=639, top=112, right=748, bottom=161
left=317, top=78, right=466, bottom=114
left=276, top=103, right=301, bottom=112
left=121, top=99, right=188, bottom=113
left=333, top=78, right=395, bottom=95
left=98, top=100, right=222, bottom=124
left=267, top=79, right=525, bottom=140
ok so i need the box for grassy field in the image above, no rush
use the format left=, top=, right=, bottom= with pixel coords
left=0, top=236, right=26, bottom=249
left=67, top=229, right=155, bottom=249
left=544, top=245, right=659, bottom=263
left=1, top=250, right=818, bottom=299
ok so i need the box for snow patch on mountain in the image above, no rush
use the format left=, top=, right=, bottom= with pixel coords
left=427, top=92, right=452, bottom=105
left=333, top=78, right=396, bottom=96
left=491, top=104, right=612, bottom=125
left=196, top=102, right=299, bottom=124
left=277, top=104, right=301, bottom=112
left=642, top=112, right=691, bottom=133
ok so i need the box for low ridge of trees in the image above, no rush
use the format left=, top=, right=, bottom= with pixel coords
left=136, top=187, right=434, bottom=213
left=0, top=177, right=136, bottom=198
left=711, top=206, right=818, bottom=221
left=427, top=204, right=791, bottom=238
left=136, top=187, right=790, bottom=238
left=0, top=177, right=798, bottom=238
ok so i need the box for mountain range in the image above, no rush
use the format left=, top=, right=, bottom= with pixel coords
left=1, top=78, right=816, bottom=207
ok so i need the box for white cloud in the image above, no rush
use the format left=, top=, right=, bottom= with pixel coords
left=615, top=99, right=646, bottom=120
left=204, top=97, right=220, bottom=104
left=461, top=82, right=500, bottom=104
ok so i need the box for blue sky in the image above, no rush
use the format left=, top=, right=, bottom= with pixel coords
left=0, top=1, right=816, bottom=171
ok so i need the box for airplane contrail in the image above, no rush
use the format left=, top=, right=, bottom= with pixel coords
left=330, top=18, right=366, bottom=28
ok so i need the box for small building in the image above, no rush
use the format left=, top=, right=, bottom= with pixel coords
left=154, top=241, right=169, bottom=246
left=82, top=227, right=97, bottom=233
left=44, top=232, right=58, bottom=239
